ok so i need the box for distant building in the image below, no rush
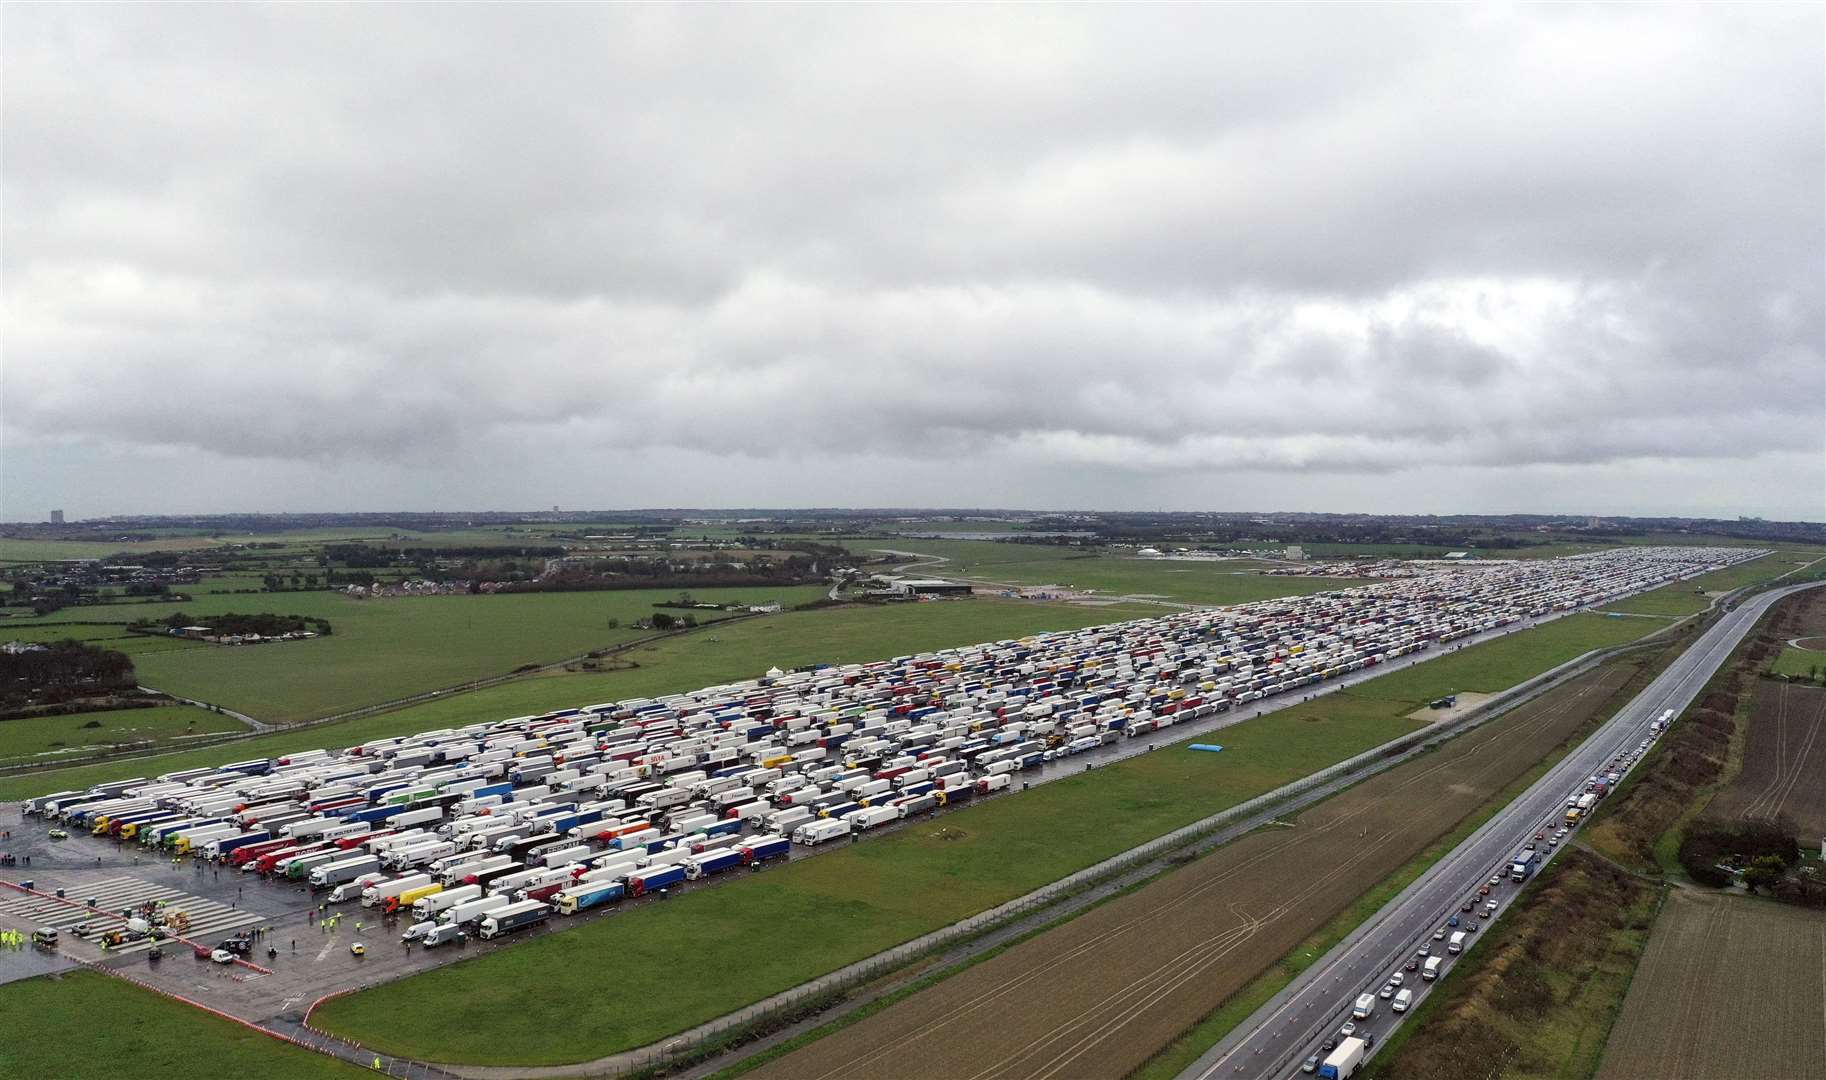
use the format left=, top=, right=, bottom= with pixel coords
left=748, top=602, right=783, bottom=614
left=1444, top=551, right=1470, bottom=560
left=1284, top=545, right=1306, bottom=560
left=49, top=510, right=64, bottom=525
left=898, top=579, right=974, bottom=597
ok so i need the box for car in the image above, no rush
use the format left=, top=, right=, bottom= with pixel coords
left=1390, top=972, right=1405, bottom=986
left=1534, top=831, right=1545, bottom=841
left=1434, top=927, right=1447, bottom=940
left=1302, top=1054, right=1320, bottom=1074
left=209, top=948, right=236, bottom=964
left=47, top=829, right=67, bottom=840
left=1448, top=915, right=1460, bottom=927
left=1461, top=899, right=1475, bottom=912
left=1321, top=1035, right=1337, bottom=1052
left=1339, top=1021, right=1357, bottom=1039
left=1489, top=875, right=1502, bottom=887
left=1483, top=901, right=1499, bottom=917
left=1548, top=835, right=1560, bottom=847
left=349, top=942, right=366, bottom=957
left=1524, top=841, right=1538, bottom=851
left=1378, top=983, right=1395, bottom=999
left=1479, top=883, right=1492, bottom=896
left=1465, top=920, right=1477, bottom=934
left=1418, top=943, right=1431, bottom=957
left=1404, top=958, right=1419, bottom=972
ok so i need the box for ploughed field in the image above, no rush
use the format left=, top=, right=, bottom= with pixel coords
left=1704, top=679, right=1826, bottom=838
left=1596, top=890, right=1826, bottom=1080
left=755, top=664, right=1636, bottom=1080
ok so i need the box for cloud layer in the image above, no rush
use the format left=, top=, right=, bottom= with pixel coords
left=4, top=5, right=1821, bottom=517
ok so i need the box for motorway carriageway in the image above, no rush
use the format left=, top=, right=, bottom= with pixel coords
left=1182, top=579, right=1826, bottom=1080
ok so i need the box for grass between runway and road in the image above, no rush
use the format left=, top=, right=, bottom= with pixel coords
left=856, top=538, right=1371, bottom=604
left=313, top=703, right=1427, bottom=1065
left=244, top=614, right=1655, bottom=1066
left=0, top=598, right=1155, bottom=802
left=0, top=971, right=366, bottom=1080
left=1361, top=849, right=1663, bottom=1080
left=0, top=704, right=244, bottom=768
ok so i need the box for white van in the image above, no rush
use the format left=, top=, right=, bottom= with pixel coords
left=1351, top=993, right=1376, bottom=1021
left=1392, top=988, right=1413, bottom=1013
left=1448, top=930, right=1467, bottom=955
left=1422, top=956, right=1444, bottom=981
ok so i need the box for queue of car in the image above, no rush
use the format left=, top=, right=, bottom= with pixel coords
left=25, top=548, right=1749, bottom=954
left=1304, top=680, right=1683, bottom=1078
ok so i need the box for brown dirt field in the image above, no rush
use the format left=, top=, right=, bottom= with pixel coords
left=753, top=664, right=1637, bottom=1080
left=1705, top=680, right=1826, bottom=838
left=1596, top=890, right=1826, bottom=1080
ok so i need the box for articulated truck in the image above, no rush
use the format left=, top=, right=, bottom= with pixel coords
left=478, top=899, right=550, bottom=940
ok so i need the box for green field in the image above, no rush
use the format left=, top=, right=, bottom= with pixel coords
left=0, top=586, right=828, bottom=725
left=0, top=598, right=1156, bottom=802
left=312, top=613, right=1661, bottom=1065
left=1770, top=645, right=1826, bottom=680
left=1343, top=614, right=1658, bottom=703
left=313, top=704, right=1425, bottom=1065
left=1600, top=551, right=1820, bottom=616
left=0, top=972, right=365, bottom=1079
left=0, top=704, right=244, bottom=768
left=855, top=539, right=1368, bottom=605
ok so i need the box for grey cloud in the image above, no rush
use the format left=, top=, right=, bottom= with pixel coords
left=2, top=4, right=1822, bottom=519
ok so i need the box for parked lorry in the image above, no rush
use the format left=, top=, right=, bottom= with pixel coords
left=362, top=873, right=433, bottom=909
left=413, top=883, right=481, bottom=920
left=442, top=894, right=513, bottom=927
left=1319, top=1036, right=1367, bottom=1079
left=793, top=819, right=851, bottom=845
left=478, top=899, right=550, bottom=940
left=309, top=855, right=382, bottom=889
left=627, top=864, right=686, bottom=897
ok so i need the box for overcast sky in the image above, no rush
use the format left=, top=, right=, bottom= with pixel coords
left=4, top=4, right=1822, bottom=521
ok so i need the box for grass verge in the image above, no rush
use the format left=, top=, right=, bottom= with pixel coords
left=0, top=971, right=367, bottom=1080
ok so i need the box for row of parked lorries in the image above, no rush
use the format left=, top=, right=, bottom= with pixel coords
left=24, top=551, right=1748, bottom=950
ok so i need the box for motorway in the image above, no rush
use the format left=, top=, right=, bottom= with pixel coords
left=1181, top=579, right=1825, bottom=1080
